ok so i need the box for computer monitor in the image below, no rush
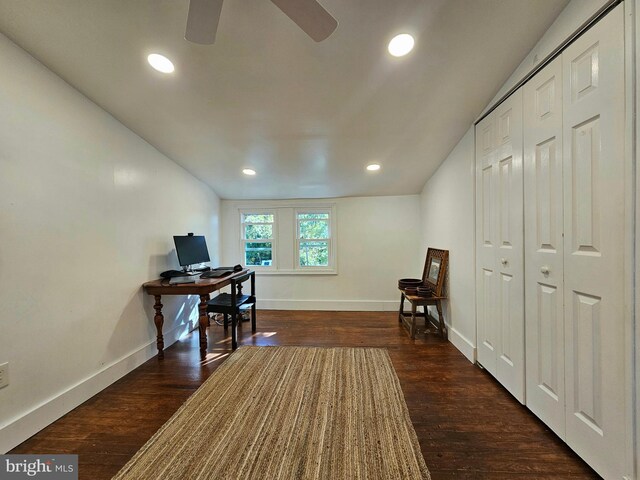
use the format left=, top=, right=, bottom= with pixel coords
left=174, top=235, right=210, bottom=269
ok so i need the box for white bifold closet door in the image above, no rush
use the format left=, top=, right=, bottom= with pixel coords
left=561, top=6, right=626, bottom=478
left=523, top=56, right=565, bottom=437
left=475, top=90, right=525, bottom=403
left=523, top=5, right=627, bottom=478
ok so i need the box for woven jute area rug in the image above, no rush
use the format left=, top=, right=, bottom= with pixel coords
left=112, top=346, right=430, bottom=480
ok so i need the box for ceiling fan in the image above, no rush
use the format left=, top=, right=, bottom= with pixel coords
left=185, top=0, right=338, bottom=45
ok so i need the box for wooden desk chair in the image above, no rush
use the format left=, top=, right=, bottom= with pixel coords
left=207, top=270, right=256, bottom=349
left=398, top=248, right=449, bottom=339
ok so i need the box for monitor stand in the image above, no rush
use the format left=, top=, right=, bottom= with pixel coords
left=182, top=265, right=209, bottom=276
left=182, top=266, right=199, bottom=276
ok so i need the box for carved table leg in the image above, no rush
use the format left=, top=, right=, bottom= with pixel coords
left=153, top=295, right=165, bottom=359
left=198, top=295, right=209, bottom=360
left=236, top=282, right=245, bottom=324
left=398, top=292, right=405, bottom=323
left=205, top=294, right=211, bottom=326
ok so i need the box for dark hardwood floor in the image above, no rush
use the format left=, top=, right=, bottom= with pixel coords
left=11, top=311, right=599, bottom=479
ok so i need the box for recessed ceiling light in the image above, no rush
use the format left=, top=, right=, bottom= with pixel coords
left=366, top=163, right=381, bottom=171
left=243, top=168, right=256, bottom=176
left=388, top=34, right=415, bottom=57
left=147, top=53, right=175, bottom=73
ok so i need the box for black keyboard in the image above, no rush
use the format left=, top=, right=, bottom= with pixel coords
left=200, top=269, right=233, bottom=279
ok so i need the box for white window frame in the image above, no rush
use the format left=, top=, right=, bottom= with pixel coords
left=240, top=209, right=277, bottom=270
left=295, top=208, right=335, bottom=271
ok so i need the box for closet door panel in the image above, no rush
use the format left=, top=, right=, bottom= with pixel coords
left=562, top=6, right=626, bottom=478
left=475, top=91, right=525, bottom=403
left=494, top=91, right=525, bottom=403
left=523, top=57, right=565, bottom=437
left=476, top=114, right=498, bottom=374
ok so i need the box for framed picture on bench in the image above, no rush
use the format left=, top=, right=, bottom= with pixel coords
left=422, top=248, right=448, bottom=297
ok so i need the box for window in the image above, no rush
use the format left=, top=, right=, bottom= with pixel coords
left=241, top=212, right=275, bottom=268
left=297, top=211, right=331, bottom=268
left=238, top=204, right=336, bottom=274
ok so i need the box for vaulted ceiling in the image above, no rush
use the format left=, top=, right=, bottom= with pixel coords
left=0, top=0, right=569, bottom=199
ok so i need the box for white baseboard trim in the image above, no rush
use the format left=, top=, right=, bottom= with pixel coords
left=0, top=322, right=191, bottom=454
left=258, top=299, right=399, bottom=312
left=448, top=326, right=476, bottom=363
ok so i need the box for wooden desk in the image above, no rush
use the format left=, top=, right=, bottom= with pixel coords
left=143, top=270, right=248, bottom=359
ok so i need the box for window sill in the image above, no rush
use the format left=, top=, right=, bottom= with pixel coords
left=253, top=269, right=338, bottom=276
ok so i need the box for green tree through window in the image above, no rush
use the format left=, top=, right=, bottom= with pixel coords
left=298, top=212, right=330, bottom=267
left=242, top=213, right=274, bottom=266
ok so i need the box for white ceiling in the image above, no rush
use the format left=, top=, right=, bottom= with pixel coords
left=0, top=0, right=569, bottom=200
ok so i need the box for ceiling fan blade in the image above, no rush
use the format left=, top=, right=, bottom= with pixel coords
left=185, top=0, right=224, bottom=45
left=270, top=0, right=338, bottom=42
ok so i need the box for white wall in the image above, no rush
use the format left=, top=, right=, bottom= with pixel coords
left=221, top=196, right=422, bottom=311
left=420, top=0, right=611, bottom=363
left=419, top=129, right=476, bottom=361
left=0, top=34, right=221, bottom=452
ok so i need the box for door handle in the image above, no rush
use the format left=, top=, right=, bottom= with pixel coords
left=540, top=265, right=550, bottom=275
left=500, top=258, right=508, bottom=266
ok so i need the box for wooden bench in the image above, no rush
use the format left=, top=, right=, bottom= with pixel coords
left=398, top=248, right=449, bottom=339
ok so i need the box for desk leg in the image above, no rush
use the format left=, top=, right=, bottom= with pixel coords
left=204, top=294, right=210, bottom=326
left=153, top=295, right=164, bottom=359
left=198, top=295, right=209, bottom=360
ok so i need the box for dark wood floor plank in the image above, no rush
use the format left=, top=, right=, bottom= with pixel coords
left=10, top=311, right=599, bottom=479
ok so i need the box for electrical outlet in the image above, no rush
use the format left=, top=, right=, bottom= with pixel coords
left=0, top=363, right=9, bottom=389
